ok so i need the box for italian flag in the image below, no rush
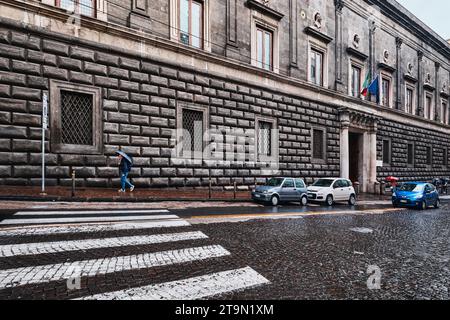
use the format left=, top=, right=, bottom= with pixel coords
left=361, top=72, right=371, bottom=97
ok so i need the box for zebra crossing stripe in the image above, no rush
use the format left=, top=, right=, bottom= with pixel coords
left=0, top=245, right=231, bottom=290
left=13, top=210, right=170, bottom=216
left=0, top=220, right=191, bottom=238
left=0, top=214, right=180, bottom=226
left=0, top=231, right=209, bottom=257
left=79, top=267, right=270, bottom=300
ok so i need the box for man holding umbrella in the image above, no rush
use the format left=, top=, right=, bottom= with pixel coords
left=116, top=150, right=135, bottom=193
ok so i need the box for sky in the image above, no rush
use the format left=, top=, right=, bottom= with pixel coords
left=396, top=0, right=450, bottom=40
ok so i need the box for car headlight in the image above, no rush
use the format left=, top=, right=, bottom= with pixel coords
left=392, top=192, right=397, bottom=197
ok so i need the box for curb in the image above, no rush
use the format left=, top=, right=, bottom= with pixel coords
left=0, top=196, right=253, bottom=203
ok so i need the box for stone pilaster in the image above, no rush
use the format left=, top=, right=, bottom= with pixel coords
left=417, top=51, right=424, bottom=116
left=289, top=0, right=299, bottom=77
left=435, top=62, right=441, bottom=122
left=334, top=0, right=345, bottom=92
left=128, top=0, right=151, bottom=32
left=226, top=0, right=240, bottom=59
left=395, top=37, right=403, bottom=110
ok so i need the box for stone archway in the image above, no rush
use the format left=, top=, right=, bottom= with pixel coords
left=339, top=108, right=379, bottom=193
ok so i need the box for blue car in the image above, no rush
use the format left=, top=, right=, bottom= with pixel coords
left=392, top=182, right=440, bottom=210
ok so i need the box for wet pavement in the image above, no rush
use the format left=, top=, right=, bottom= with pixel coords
left=0, top=200, right=448, bottom=300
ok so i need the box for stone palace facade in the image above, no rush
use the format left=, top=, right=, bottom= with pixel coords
left=0, top=0, right=449, bottom=193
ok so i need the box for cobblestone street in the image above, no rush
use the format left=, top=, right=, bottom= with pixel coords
left=0, top=200, right=449, bottom=300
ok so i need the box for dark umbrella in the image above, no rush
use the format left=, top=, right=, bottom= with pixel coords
left=115, top=150, right=132, bottom=164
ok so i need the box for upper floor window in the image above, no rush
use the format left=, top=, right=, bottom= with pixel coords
left=405, top=85, right=415, bottom=114
left=381, top=76, right=392, bottom=108
left=350, top=64, right=362, bottom=98
left=56, top=0, right=96, bottom=17
left=424, top=93, right=434, bottom=120
left=179, top=0, right=203, bottom=49
left=310, top=48, right=324, bottom=86
left=256, top=26, right=273, bottom=71
left=441, top=99, right=448, bottom=125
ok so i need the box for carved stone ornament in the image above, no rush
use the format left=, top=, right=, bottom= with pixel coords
left=314, top=12, right=323, bottom=29
left=383, top=50, right=390, bottom=63
left=425, top=73, right=431, bottom=84
left=407, top=63, right=414, bottom=75
left=353, top=34, right=360, bottom=49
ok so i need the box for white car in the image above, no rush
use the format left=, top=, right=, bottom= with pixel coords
left=307, top=178, right=357, bottom=206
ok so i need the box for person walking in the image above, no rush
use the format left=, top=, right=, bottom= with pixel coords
left=116, top=150, right=135, bottom=193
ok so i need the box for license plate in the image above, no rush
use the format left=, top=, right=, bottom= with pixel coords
left=255, top=194, right=261, bottom=198
left=400, top=200, right=407, bottom=203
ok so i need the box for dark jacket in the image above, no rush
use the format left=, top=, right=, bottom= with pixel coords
left=119, top=158, right=132, bottom=174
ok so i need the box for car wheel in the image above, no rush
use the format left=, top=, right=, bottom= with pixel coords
left=300, top=196, right=308, bottom=206
left=434, top=199, right=440, bottom=209
left=271, top=195, right=280, bottom=207
left=325, top=195, right=334, bottom=206
left=348, top=194, right=356, bottom=206
left=420, top=201, right=427, bottom=210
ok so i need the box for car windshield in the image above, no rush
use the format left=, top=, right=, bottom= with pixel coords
left=312, top=179, right=334, bottom=187
left=398, top=183, right=424, bottom=192
left=266, top=178, right=285, bottom=187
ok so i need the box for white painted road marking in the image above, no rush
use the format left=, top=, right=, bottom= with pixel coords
left=0, top=214, right=180, bottom=226
left=350, top=227, right=374, bottom=234
left=13, top=209, right=170, bottom=216
left=0, top=231, right=209, bottom=257
left=0, top=220, right=191, bottom=237
left=0, top=245, right=231, bottom=290
left=78, top=267, right=270, bottom=300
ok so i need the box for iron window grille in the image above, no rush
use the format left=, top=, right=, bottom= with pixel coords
left=311, top=126, right=327, bottom=163
left=182, top=108, right=204, bottom=157
left=60, top=90, right=93, bottom=146
left=258, top=121, right=273, bottom=157
left=50, top=80, right=102, bottom=154
left=382, top=139, right=391, bottom=165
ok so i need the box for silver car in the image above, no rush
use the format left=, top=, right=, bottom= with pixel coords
left=252, top=177, right=308, bottom=206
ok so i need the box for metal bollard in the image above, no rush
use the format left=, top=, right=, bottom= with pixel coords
left=234, top=181, right=237, bottom=199
left=71, top=170, right=76, bottom=198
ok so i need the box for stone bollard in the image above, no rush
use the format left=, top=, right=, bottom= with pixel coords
left=374, top=181, right=381, bottom=195
left=354, top=182, right=360, bottom=195
left=380, top=181, right=386, bottom=195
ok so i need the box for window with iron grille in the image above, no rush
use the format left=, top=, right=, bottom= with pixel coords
left=50, top=80, right=102, bottom=154
left=382, top=139, right=391, bottom=165
left=426, top=146, right=432, bottom=166
left=311, top=127, right=326, bottom=163
left=258, top=121, right=272, bottom=157
left=443, top=148, right=448, bottom=167
left=60, top=90, right=93, bottom=146
left=407, top=143, right=414, bottom=166
left=182, top=108, right=204, bottom=156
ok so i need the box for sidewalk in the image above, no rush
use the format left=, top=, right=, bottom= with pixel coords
left=0, top=186, right=392, bottom=203
left=0, top=186, right=251, bottom=202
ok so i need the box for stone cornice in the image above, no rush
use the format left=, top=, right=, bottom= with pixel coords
left=246, top=0, right=284, bottom=20
left=304, top=27, right=333, bottom=44
left=365, top=0, right=450, bottom=57
left=1, top=0, right=450, bottom=136
left=346, top=47, right=368, bottom=61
